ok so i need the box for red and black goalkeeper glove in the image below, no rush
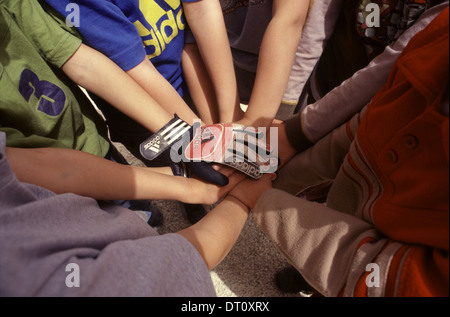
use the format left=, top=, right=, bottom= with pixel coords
left=140, top=115, right=278, bottom=184
left=178, top=121, right=278, bottom=179
left=139, top=115, right=229, bottom=186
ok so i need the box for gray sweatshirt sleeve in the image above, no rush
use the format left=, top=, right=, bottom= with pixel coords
left=0, top=133, right=215, bottom=297
left=278, top=0, right=345, bottom=119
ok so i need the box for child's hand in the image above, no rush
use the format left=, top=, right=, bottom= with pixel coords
left=229, top=174, right=273, bottom=210
left=187, top=165, right=247, bottom=205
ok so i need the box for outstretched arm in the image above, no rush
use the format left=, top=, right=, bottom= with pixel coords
left=241, top=0, right=310, bottom=128
left=126, top=58, right=201, bottom=126
left=6, top=146, right=245, bottom=205
left=62, top=44, right=174, bottom=132
left=177, top=175, right=272, bottom=271
left=44, top=0, right=202, bottom=127
left=177, top=196, right=250, bottom=270
left=182, top=0, right=241, bottom=124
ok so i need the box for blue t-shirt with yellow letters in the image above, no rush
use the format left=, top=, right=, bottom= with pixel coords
left=44, top=0, right=199, bottom=96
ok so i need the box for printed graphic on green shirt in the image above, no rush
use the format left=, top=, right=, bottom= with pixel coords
left=19, top=69, right=66, bottom=117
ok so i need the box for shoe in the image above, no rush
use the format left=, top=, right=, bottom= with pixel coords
left=180, top=203, right=207, bottom=225
left=275, top=266, right=317, bottom=296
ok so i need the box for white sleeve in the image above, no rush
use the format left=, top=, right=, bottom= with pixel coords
left=279, top=0, right=345, bottom=118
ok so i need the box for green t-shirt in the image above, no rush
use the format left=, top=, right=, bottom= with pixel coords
left=0, top=0, right=109, bottom=157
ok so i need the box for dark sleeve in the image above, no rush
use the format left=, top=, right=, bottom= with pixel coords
left=284, top=112, right=315, bottom=153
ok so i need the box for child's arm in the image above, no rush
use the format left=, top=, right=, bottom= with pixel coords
left=126, top=58, right=201, bottom=125
left=182, top=0, right=242, bottom=124
left=44, top=0, right=201, bottom=127
left=177, top=174, right=272, bottom=270
left=6, top=146, right=244, bottom=205
left=240, top=0, right=310, bottom=129
left=62, top=44, right=174, bottom=132
left=176, top=196, right=250, bottom=270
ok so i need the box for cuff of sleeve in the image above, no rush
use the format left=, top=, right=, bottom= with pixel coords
left=284, top=113, right=314, bottom=153
left=110, top=46, right=147, bottom=72
left=49, top=34, right=82, bottom=69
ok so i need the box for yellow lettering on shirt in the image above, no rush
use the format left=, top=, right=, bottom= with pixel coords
left=176, top=9, right=185, bottom=30
left=133, top=20, right=151, bottom=37
left=133, top=0, right=185, bottom=59
left=139, top=0, right=166, bottom=28
left=164, top=0, right=180, bottom=10
left=160, top=10, right=178, bottom=43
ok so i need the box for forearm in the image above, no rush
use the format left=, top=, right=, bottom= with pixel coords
left=177, top=196, right=250, bottom=270
left=5, top=146, right=194, bottom=202
left=183, top=0, right=240, bottom=123
left=62, top=44, right=173, bottom=132
left=182, top=43, right=221, bottom=125
left=127, top=58, right=201, bottom=125
left=245, top=3, right=308, bottom=128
